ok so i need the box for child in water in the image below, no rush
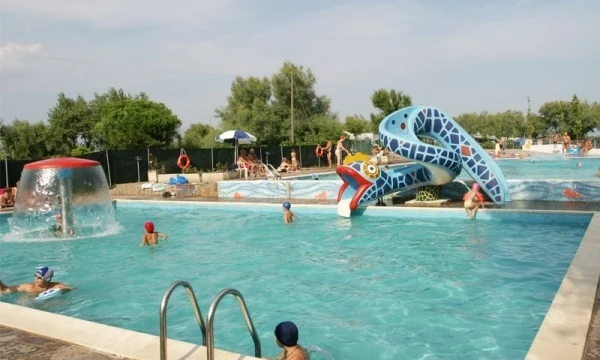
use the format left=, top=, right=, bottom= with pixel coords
left=140, top=222, right=168, bottom=246
left=282, top=202, right=297, bottom=224
left=49, top=214, right=75, bottom=236
left=463, top=183, right=485, bottom=220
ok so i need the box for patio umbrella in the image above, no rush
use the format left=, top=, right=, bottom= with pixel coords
left=215, top=130, right=257, bottom=163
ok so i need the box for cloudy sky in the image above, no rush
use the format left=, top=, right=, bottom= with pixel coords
left=1, top=0, right=599, bottom=130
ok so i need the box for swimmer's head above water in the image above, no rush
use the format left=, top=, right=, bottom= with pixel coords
left=274, top=321, right=299, bottom=347
left=282, top=202, right=291, bottom=210
left=144, top=221, right=155, bottom=233
left=472, top=183, right=480, bottom=191
left=35, top=266, right=54, bottom=285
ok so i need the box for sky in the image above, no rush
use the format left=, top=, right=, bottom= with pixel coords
left=1, top=0, right=599, bottom=130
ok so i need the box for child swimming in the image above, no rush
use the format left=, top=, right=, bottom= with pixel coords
left=282, top=202, right=298, bottom=224
left=140, top=221, right=168, bottom=246
left=463, top=183, right=485, bottom=220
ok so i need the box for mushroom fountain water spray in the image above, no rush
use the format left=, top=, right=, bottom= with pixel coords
left=6, top=157, right=119, bottom=241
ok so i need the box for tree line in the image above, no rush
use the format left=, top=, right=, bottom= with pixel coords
left=1, top=61, right=599, bottom=160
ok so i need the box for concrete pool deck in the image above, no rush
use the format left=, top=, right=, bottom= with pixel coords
left=1, top=197, right=600, bottom=359
left=0, top=325, right=129, bottom=359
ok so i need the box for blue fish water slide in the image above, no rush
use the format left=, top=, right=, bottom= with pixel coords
left=336, top=105, right=510, bottom=216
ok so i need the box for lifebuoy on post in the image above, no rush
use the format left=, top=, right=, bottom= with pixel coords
left=177, top=154, right=191, bottom=170
left=315, top=145, right=324, bottom=157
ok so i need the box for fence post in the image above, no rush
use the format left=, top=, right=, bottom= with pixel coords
left=259, top=147, right=263, bottom=163
left=147, top=147, right=150, bottom=168
left=299, top=145, right=303, bottom=168
left=280, top=144, right=284, bottom=160
left=105, top=150, right=112, bottom=187
left=4, top=158, right=8, bottom=188
left=210, top=148, right=214, bottom=170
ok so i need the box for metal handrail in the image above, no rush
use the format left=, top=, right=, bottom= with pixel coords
left=159, top=280, right=207, bottom=360
left=206, top=288, right=262, bottom=360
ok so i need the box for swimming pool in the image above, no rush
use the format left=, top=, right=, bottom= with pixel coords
left=293, top=157, right=600, bottom=181
left=0, top=202, right=591, bottom=360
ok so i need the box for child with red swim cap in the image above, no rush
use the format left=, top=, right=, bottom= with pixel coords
left=140, top=221, right=168, bottom=246
left=463, top=183, right=485, bottom=220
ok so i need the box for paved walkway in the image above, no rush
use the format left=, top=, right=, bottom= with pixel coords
left=0, top=325, right=128, bottom=359
left=585, top=285, right=600, bottom=360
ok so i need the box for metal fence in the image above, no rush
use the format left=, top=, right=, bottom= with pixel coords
left=0, top=143, right=356, bottom=188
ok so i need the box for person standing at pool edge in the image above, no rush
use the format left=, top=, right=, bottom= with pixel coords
left=282, top=202, right=297, bottom=224
left=274, top=321, right=310, bottom=360
left=463, top=183, right=485, bottom=220
left=0, top=267, right=72, bottom=295
left=141, top=222, right=168, bottom=246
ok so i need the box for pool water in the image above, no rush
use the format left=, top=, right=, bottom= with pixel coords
left=0, top=204, right=590, bottom=360
left=294, top=157, right=600, bottom=181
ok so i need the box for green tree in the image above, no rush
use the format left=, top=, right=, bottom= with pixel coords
left=216, top=62, right=338, bottom=146
left=0, top=119, right=49, bottom=159
left=344, top=114, right=369, bottom=138
left=215, top=76, right=278, bottom=144
left=300, top=114, right=344, bottom=145
left=455, top=112, right=483, bottom=135
left=46, top=93, right=94, bottom=155
left=70, top=145, right=93, bottom=156
left=94, top=92, right=182, bottom=149
left=183, top=123, right=213, bottom=148
left=491, top=111, right=526, bottom=137
left=370, top=89, right=412, bottom=132
left=538, top=100, right=570, bottom=135
left=581, top=101, right=600, bottom=138
left=271, top=62, right=337, bottom=144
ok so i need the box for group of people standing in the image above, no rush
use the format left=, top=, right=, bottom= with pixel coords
left=317, top=136, right=350, bottom=168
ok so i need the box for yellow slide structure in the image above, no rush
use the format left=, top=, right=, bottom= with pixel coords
left=343, top=152, right=371, bottom=165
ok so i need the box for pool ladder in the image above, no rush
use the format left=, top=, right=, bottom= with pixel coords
left=159, top=280, right=262, bottom=360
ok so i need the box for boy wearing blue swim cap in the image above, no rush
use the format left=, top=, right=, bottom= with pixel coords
left=282, top=202, right=297, bottom=224
left=0, top=266, right=73, bottom=295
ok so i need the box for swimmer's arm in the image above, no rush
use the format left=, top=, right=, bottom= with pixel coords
left=0, top=281, right=31, bottom=294
left=57, top=282, right=74, bottom=292
left=140, top=235, right=148, bottom=247
left=157, top=232, right=168, bottom=241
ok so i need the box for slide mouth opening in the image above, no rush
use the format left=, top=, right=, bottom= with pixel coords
left=336, top=166, right=372, bottom=212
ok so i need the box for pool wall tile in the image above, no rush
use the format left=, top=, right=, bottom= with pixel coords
left=217, top=180, right=288, bottom=199
left=115, top=200, right=593, bottom=225
left=218, top=179, right=600, bottom=203
left=289, top=180, right=341, bottom=200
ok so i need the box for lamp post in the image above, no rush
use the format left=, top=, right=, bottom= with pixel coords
left=135, top=156, right=142, bottom=182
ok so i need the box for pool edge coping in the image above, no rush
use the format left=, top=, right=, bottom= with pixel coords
left=0, top=301, right=261, bottom=360
left=525, top=212, right=600, bottom=360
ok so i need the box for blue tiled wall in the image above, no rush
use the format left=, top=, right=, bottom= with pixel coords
left=217, top=179, right=600, bottom=202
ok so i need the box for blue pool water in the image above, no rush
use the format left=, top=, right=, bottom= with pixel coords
left=0, top=203, right=591, bottom=360
left=294, top=157, right=600, bottom=181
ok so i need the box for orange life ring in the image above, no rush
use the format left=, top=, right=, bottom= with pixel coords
left=476, top=193, right=484, bottom=203
left=177, top=154, right=191, bottom=170
left=463, top=192, right=485, bottom=203
left=315, top=145, right=324, bottom=157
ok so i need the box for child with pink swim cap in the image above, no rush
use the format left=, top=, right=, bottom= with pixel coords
left=462, top=183, right=485, bottom=220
